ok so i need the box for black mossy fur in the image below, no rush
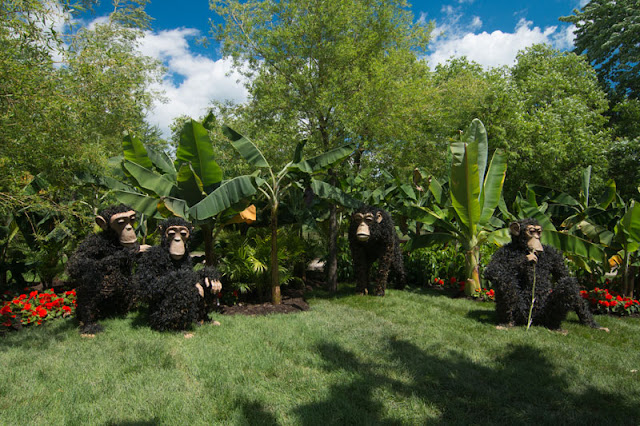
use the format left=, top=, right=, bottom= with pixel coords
left=67, top=204, right=139, bottom=334
left=135, top=217, right=220, bottom=331
left=484, top=218, right=598, bottom=329
left=348, top=206, right=406, bottom=296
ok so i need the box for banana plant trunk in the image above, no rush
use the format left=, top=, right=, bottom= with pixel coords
left=270, top=204, right=281, bottom=305
left=202, top=224, right=216, bottom=268
left=465, top=246, right=481, bottom=296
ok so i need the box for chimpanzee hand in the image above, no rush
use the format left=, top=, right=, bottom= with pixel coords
left=195, top=273, right=222, bottom=298
left=526, top=252, right=538, bottom=263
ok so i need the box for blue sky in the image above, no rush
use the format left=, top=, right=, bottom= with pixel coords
left=85, top=0, right=587, bottom=137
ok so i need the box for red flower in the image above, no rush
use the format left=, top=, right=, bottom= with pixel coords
left=616, top=295, right=623, bottom=301
left=2, top=321, right=11, bottom=327
left=23, top=303, right=32, bottom=311
left=610, top=300, right=618, bottom=307
left=62, top=306, right=72, bottom=313
left=605, top=293, right=613, bottom=301
left=450, top=277, right=457, bottom=284
left=28, top=291, right=38, bottom=300
left=0, top=304, right=11, bottom=315
left=35, top=307, right=48, bottom=318
left=18, top=294, right=27, bottom=301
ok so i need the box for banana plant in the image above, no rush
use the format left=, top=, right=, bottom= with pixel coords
left=221, top=125, right=357, bottom=304
left=96, top=116, right=259, bottom=266
left=407, top=119, right=508, bottom=295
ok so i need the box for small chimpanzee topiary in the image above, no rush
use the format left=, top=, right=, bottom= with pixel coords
left=135, top=217, right=221, bottom=331
left=348, top=206, right=405, bottom=296
left=67, top=204, right=144, bottom=334
left=483, top=218, right=605, bottom=331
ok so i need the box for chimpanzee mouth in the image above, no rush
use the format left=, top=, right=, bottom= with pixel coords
left=357, top=233, right=369, bottom=242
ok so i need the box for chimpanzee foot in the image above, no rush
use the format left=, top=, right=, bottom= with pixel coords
left=80, top=322, right=103, bottom=335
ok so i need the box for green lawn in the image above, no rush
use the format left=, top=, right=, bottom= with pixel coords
left=1, top=286, right=639, bottom=425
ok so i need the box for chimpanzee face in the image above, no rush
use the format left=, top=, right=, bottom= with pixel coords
left=509, top=220, right=544, bottom=253
left=165, top=225, right=190, bottom=260
left=96, top=210, right=138, bottom=247
left=353, top=211, right=383, bottom=242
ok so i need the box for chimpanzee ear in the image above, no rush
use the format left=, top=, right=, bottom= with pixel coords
left=95, top=215, right=109, bottom=231
left=509, top=221, right=520, bottom=236
left=376, top=212, right=383, bottom=223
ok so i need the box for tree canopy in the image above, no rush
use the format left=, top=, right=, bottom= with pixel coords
left=561, top=0, right=640, bottom=102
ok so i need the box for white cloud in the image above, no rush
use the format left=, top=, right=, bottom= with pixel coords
left=138, top=29, right=248, bottom=138
left=427, top=18, right=574, bottom=69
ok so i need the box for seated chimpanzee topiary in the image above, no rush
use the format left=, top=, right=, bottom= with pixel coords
left=348, top=206, right=405, bottom=296
left=67, top=204, right=146, bottom=334
left=135, top=217, right=222, bottom=331
left=484, top=218, right=606, bottom=331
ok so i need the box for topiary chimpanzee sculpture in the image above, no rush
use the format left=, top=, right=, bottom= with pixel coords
left=348, top=206, right=405, bottom=296
left=67, top=204, right=146, bottom=334
left=135, top=217, right=222, bottom=331
left=484, top=218, right=606, bottom=331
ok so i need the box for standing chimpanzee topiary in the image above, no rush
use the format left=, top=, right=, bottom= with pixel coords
left=67, top=204, right=146, bottom=334
left=348, top=206, right=405, bottom=296
left=483, top=218, right=606, bottom=331
left=135, top=217, right=222, bottom=331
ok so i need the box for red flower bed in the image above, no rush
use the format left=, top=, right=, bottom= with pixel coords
left=1, top=288, right=76, bottom=331
left=580, top=287, right=640, bottom=316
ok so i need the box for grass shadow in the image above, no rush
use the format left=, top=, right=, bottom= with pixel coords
left=0, top=317, right=77, bottom=350
left=466, top=307, right=498, bottom=325
left=235, top=398, right=280, bottom=426
left=294, top=338, right=640, bottom=425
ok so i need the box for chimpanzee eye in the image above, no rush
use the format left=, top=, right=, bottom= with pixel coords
left=180, top=230, right=188, bottom=237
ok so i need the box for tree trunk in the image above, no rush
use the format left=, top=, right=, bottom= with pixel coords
left=464, top=246, right=481, bottom=296
left=270, top=205, right=281, bottom=305
left=327, top=203, right=339, bottom=292
left=202, top=224, right=215, bottom=267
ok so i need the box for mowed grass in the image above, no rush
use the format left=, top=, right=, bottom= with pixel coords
left=1, top=286, right=639, bottom=425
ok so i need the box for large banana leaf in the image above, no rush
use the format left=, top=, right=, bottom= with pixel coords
left=461, top=118, right=488, bottom=190
left=113, top=190, right=159, bottom=217
left=404, top=232, right=458, bottom=251
left=159, top=197, right=189, bottom=219
left=449, top=140, right=481, bottom=235
left=176, top=119, right=222, bottom=190
left=188, top=175, right=258, bottom=221
left=123, top=160, right=176, bottom=197
left=597, top=179, right=616, bottom=209
left=542, top=230, right=604, bottom=263
left=176, top=163, right=206, bottom=207
left=147, top=147, right=176, bottom=177
left=617, top=200, right=640, bottom=246
left=309, top=179, right=362, bottom=209
left=300, top=141, right=357, bottom=172
left=122, top=135, right=153, bottom=170
left=478, top=150, right=507, bottom=226
left=222, top=125, right=270, bottom=168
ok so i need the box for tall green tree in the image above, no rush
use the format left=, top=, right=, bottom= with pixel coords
left=561, top=0, right=640, bottom=102
left=211, top=0, right=433, bottom=291
left=0, top=0, right=164, bottom=195
left=501, top=45, right=612, bottom=201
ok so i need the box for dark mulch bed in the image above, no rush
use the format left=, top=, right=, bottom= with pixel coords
left=218, top=288, right=310, bottom=316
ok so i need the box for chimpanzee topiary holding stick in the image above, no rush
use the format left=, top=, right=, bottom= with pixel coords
left=348, top=206, right=405, bottom=296
left=484, top=218, right=607, bottom=331
left=135, top=217, right=221, bottom=331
